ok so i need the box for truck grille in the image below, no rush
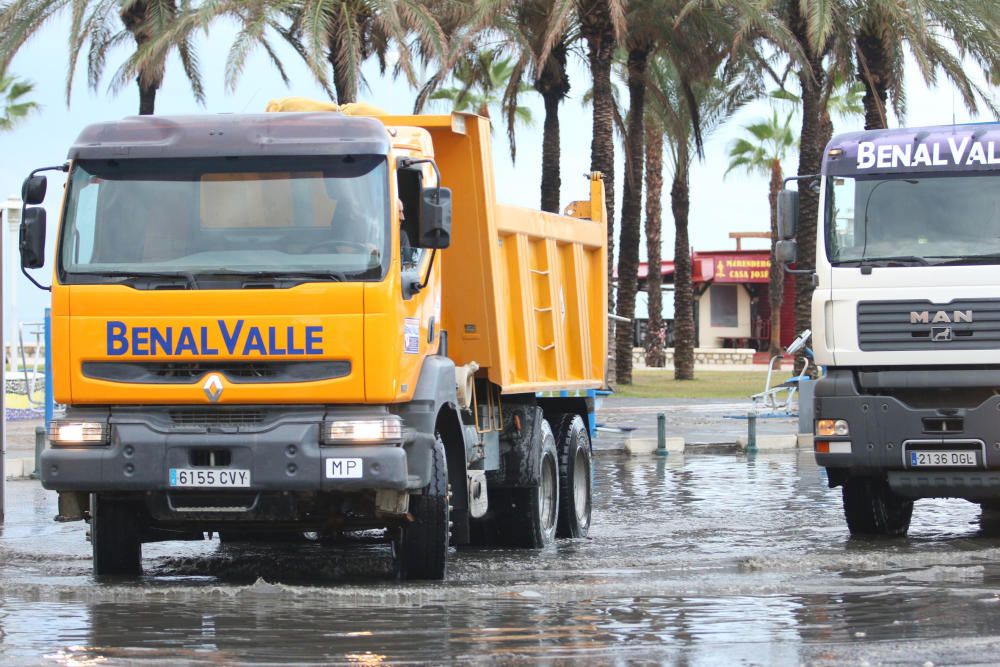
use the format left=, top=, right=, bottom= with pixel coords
left=857, top=299, right=1000, bottom=351
left=83, top=360, right=350, bottom=384
left=169, top=410, right=265, bottom=427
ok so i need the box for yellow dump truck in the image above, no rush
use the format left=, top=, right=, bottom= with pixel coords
left=18, top=102, right=607, bottom=579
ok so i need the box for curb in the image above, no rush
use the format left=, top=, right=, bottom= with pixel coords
left=593, top=435, right=806, bottom=456
left=624, top=437, right=684, bottom=456
left=4, top=456, right=37, bottom=480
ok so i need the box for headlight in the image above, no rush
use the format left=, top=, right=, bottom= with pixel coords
left=49, top=420, right=108, bottom=445
left=323, top=416, right=402, bottom=444
left=816, top=419, right=850, bottom=437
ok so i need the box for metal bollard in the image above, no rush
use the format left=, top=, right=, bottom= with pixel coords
left=747, top=411, right=758, bottom=453
left=31, top=426, right=45, bottom=479
left=656, top=413, right=668, bottom=457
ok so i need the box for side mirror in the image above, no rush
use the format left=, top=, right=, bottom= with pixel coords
left=417, top=187, right=452, bottom=249
left=777, top=189, right=799, bottom=240
left=22, top=174, right=47, bottom=205
left=20, top=207, right=46, bottom=269
left=775, top=239, right=797, bottom=265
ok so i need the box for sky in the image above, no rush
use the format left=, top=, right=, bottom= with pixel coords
left=0, top=10, right=996, bottom=334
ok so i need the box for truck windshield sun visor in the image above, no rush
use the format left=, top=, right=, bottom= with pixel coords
left=825, top=172, right=1000, bottom=267
left=58, top=155, right=391, bottom=287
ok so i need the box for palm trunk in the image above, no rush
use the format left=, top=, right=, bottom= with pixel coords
left=767, top=159, right=783, bottom=360
left=614, top=45, right=649, bottom=385
left=328, top=26, right=358, bottom=104
left=580, top=1, right=617, bottom=383
left=856, top=23, right=890, bottom=130
left=791, top=4, right=826, bottom=373
left=121, top=0, right=162, bottom=116
left=539, top=90, right=562, bottom=212
left=671, top=149, right=694, bottom=381
left=534, top=45, right=569, bottom=214
left=138, top=81, right=157, bottom=116
left=644, top=116, right=665, bottom=368
left=331, top=62, right=357, bottom=105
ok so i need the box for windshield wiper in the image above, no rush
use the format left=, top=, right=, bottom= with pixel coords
left=204, top=269, right=348, bottom=283
left=929, top=253, right=1000, bottom=266
left=837, top=255, right=932, bottom=267
left=78, top=270, right=199, bottom=288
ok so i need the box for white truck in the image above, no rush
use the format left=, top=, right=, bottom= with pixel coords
left=777, top=122, right=1000, bottom=535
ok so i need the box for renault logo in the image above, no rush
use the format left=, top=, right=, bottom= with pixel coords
left=203, top=374, right=224, bottom=402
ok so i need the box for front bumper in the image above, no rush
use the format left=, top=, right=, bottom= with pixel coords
left=814, top=369, right=1000, bottom=497
left=40, top=407, right=433, bottom=494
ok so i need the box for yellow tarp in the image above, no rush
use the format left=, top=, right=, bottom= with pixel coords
left=265, top=97, right=387, bottom=116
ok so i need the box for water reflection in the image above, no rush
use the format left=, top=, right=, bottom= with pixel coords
left=4, top=452, right=1000, bottom=662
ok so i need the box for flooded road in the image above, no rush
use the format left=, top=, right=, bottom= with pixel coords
left=4, top=450, right=1000, bottom=664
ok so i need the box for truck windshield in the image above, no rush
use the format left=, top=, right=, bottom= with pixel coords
left=59, top=155, right=389, bottom=283
left=825, top=173, right=1000, bottom=266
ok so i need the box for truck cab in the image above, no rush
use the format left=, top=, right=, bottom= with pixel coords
left=20, top=108, right=607, bottom=577
left=778, top=123, right=1000, bottom=535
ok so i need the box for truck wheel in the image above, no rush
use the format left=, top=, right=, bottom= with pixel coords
left=398, top=437, right=450, bottom=580
left=553, top=414, right=592, bottom=538
left=497, top=419, right=560, bottom=548
left=842, top=476, right=913, bottom=537
left=91, top=494, right=143, bottom=576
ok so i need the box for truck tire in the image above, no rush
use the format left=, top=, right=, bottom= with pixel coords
left=553, top=414, right=592, bottom=538
left=841, top=476, right=913, bottom=537
left=496, top=419, right=560, bottom=548
left=398, top=437, right=450, bottom=580
left=91, top=494, right=143, bottom=576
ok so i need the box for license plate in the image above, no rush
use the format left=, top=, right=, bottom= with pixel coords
left=325, top=458, right=363, bottom=479
left=908, top=450, right=977, bottom=467
left=169, top=468, right=251, bottom=488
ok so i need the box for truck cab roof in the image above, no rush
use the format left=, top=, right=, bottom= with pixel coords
left=69, top=112, right=392, bottom=160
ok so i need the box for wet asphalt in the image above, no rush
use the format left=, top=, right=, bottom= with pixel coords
left=4, top=441, right=1000, bottom=665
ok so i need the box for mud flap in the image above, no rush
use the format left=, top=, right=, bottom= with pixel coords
left=487, top=404, right=544, bottom=488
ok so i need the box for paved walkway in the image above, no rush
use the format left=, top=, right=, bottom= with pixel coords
left=592, top=396, right=801, bottom=453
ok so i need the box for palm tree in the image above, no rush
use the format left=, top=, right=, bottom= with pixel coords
left=725, top=108, right=797, bottom=360
left=284, top=0, right=453, bottom=105
left=708, top=0, right=851, bottom=361
left=0, top=68, right=39, bottom=130
left=854, top=0, right=1000, bottom=130
left=429, top=50, right=533, bottom=129
left=0, top=0, right=204, bottom=115
left=176, top=0, right=457, bottom=106
left=492, top=0, right=575, bottom=213
left=613, top=0, right=664, bottom=385
left=643, top=112, right=665, bottom=368
left=574, top=0, right=625, bottom=382
left=646, top=49, right=758, bottom=380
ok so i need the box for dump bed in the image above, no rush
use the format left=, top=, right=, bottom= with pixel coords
left=379, top=113, right=608, bottom=394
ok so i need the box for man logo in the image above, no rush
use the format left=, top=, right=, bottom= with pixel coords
left=909, top=310, right=973, bottom=324
left=203, top=374, right=224, bottom=402
left=931, top=327, right=953, bottom=342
